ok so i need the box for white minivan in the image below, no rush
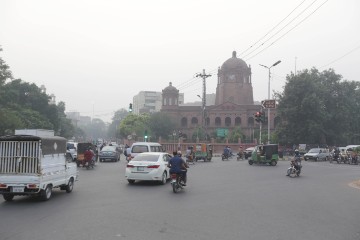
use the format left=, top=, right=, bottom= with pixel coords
left=130, top=142, right=165, bottom=159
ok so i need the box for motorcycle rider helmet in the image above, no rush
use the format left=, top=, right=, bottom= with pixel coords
left=294, top=149, right=299, bottom=154
left=177, top=150, right=182, bottom=156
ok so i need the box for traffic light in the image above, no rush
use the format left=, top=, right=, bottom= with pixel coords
left=129, top=103, right=133, bottom=112
left=255, top=112, right=261, bottom=122
left=260, top=111, right=265, bottom=122
left=144, top=130, right=148, bottom=140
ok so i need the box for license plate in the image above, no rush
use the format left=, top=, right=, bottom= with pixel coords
left=137, top=167, right=144, bottom=171
left=12, top=186, right=24, bottom=193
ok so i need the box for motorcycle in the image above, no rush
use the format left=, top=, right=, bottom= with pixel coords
left=237, top=152, right=244, bottom=161
left=222, top=153, right=231, bottom=161
left=287, top=160, right=302, bottom=177
left=85, top=159, right=96, bottom=170
left=170, top=173, right=185, bottom=193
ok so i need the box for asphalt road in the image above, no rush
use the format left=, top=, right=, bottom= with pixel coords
left=1, top=157, right=360, bottom=240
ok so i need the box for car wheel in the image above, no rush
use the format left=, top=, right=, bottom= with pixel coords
left=271, top=160, right=277, bottom=166
left=65, top=178, right=74, bottom=193
left=160, top=171, right=167, bottom=185
left=3, top=194, right=14, bottom=201
left=315, top=157, right=319, bottom=162
left=40, top=185, right=52, bottom=201
left=248, top=160, right=253, bottom=165
left=128, top=180, right=135, bottom=184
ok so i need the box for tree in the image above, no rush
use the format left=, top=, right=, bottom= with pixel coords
left=108, top=108, right=129, bottom=139
left=118, top=114, right=150, bottom=141
left=275, top=68, right=360, bottom=145
left=148, top=112, right=176, bottom=140
left=228, top=127, right=245, bottom=143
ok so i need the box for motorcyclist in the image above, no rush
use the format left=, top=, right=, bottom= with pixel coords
left=84, top=147, right=94, bottom=167
left=287, top=149, right=301, bottom=176
left=223, top=146, right=230, bottom=159
left=237, top=146, right=244, bottom=160
left=168, top=151, right=189, bottom=186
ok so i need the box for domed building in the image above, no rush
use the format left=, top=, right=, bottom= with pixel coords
left=161, top=51, right=278, bottom=143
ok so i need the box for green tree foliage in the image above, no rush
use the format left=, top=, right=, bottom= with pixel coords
left=275, top=68, right=360, bottom=145
left=118, top=114, right=150, bottom=140
left=0, top=48, right=76, bottom=137
left=228, top=127, right=245, bottom=143
left=108, top=108, right=129, bottom=139
left=148, top=112, right=175, bottom=140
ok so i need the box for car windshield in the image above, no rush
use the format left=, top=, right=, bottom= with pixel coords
left=131, top=154, right=159, bottom=162
left=308, top=149, right=320, bottom=153
left=67, top=143, right=75, bottom=149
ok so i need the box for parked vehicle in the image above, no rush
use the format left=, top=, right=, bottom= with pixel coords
left=194, top=143, right=212, bottom=162
left=248, top=144, right=279, bottom=166
left=0, top=130, right=78, bottom=201
left=303, top=148, right=330, bottom=161
left=99, top=145, right=120, bottom=162
left=125, top=152, right=172, bottom=184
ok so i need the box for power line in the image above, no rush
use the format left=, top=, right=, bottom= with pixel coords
left=243, top=0, right=321, bottom=59
left=319, top=44, right=360, bottom=69
left=239, top=0, right=307, bottom=57
left=245, top=0, right=329, bottom=61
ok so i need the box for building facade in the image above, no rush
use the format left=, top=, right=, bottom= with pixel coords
left=161, top=51, right=280, bottom=143
left=133, top=91, right=184, bottom=114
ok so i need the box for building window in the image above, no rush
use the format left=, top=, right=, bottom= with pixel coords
left=235, top=117, right=241, bottom=126
left=191, top=117, right=198, bottom=125
left=164, top=98, right=167, bottom=105
left=169, top=98, right=172, bottom=105
left=181, top=117, right=188, bottom=127
left=205, top=117, right=210, bottom=126
left=215, top=117, right=221, bottom=126
left=248, top=117, right=254, bottom=127
left=225, top=117, right=231, bottom=127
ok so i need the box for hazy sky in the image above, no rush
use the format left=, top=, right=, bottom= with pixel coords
left=1, top=0, right=359, bottom=122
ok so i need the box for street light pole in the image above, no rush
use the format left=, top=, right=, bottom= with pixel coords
left=259, top=60, right=281, bottom=144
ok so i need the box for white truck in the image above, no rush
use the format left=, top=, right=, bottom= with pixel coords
left=0, top=129, right=78, bottom=201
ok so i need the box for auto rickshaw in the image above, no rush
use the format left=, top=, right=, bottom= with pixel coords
left=194, top=143, right=212, bottom=162
left=248, top=144, right=278, bottom=166
left=76, top=142, right=96, bottom=167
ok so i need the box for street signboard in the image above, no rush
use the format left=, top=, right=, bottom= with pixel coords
left=216, top=128, right=229, bottom=137
left=261, top=100, right=276, bottom=109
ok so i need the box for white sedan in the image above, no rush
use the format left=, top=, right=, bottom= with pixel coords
left=125, top=152, right=172, bottom=185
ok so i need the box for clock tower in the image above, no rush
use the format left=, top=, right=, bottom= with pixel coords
left=215, top=51, right=254, bottom=105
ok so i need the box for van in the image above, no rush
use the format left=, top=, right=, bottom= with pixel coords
left=130, top=142, right=164, bottom=159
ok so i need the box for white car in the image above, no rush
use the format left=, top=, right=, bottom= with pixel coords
left=125, top=152, right=172, bottom=185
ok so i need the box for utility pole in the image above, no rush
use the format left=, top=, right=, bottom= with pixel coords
left=259, top=60, right=281, bottom=144
left=196, top=69, right=211, bottom=141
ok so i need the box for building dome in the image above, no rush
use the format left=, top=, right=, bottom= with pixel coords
left=221, top=51, right=248, bottom=70
left=163, top=82, right=178, bottom=93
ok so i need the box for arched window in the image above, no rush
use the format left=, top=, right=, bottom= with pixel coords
left=205, top=117, right=210, bottom=126
left=164, top=98, right=167, bottom=105
left=215, top=117, right=221, bottom=126
left=225, top=117, right=231, bottom=127
left=248, top=117, right=254, bottom=127
left=191, top=117, right=198, bottom=125
left=169, top=98, right=172, bottom=105
left=235, top=117, right=241, bottom=126
left=181, top=117, right=187, bottom=127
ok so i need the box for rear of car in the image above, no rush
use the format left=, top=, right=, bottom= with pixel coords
left=304, top=148, right=329, bottom=161
left=99, top=146, right=120, bottom=162
left=125, top=152, right=171, bottom=184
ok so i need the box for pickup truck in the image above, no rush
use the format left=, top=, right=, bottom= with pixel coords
left=0, top=132, right=78, bottom=201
